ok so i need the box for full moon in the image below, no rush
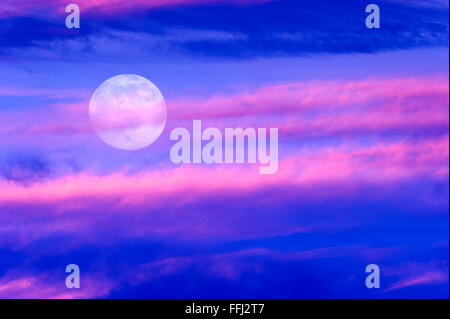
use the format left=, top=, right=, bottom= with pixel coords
left=89, top=74, right=167, bottom=151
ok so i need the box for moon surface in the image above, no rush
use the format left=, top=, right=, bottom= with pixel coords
left=89, top=74, right=166, bottom=151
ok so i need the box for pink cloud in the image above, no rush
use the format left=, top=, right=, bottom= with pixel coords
left=0, top=136, right=447, bottom=248
left=0, top=273, right=114, bottom=299
left=279, top=106, right=448, bottom=140
left=0, top=0, right=273, bottom=18
left=1, top=137, right=447, bottom=205
left=384, top=261, right=449, bottom=291
left=387, top=271, right=449, bottom=291
left=1, top=76, right=447, bottom=142
left=169, top=76, right=449, bottom=120
left=0, top=75, right=447, bottom=249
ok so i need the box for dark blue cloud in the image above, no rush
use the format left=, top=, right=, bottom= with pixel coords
left=0, top=154, right=51, bottom=183
left=0, top=0, right=448, bottom=59
left=0, top=183, right=447, bottom=297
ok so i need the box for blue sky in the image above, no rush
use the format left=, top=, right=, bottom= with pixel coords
left=0, top=0, right=448, bottom=298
